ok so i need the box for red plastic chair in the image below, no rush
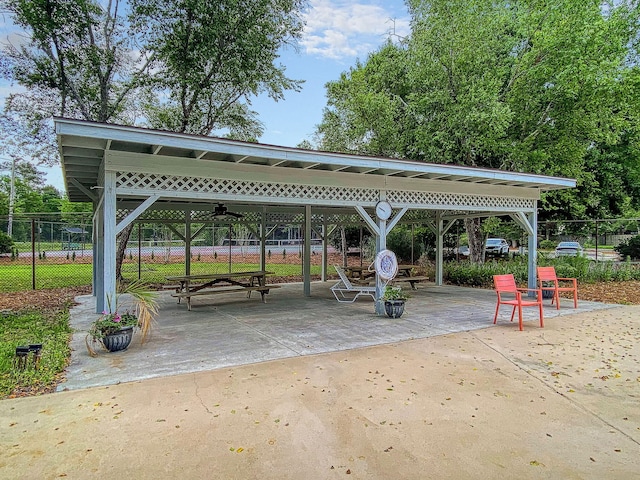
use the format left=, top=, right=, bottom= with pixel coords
left=493, top=274, right=544, bottom=331
left=536, top=266, right=578, bottom=310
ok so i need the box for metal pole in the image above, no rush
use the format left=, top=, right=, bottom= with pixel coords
left=595, top=219, right=599, bottom=261
left=138, top=223, right=142, bottom=280
left=31, top=218, right=36, bottom=290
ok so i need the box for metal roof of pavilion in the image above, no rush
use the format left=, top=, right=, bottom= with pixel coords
left=55, top=118, right=576, bottom=203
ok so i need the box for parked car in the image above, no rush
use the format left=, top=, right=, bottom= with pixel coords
left=555, top=241, right=584, bottom=257
left=485, top=238, right=510, bottom=258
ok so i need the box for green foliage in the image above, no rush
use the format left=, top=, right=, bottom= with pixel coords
left=381, top=285, right=409, bottom=301
left=539, top=239, right=556, bottom=250
left=317, top=0, right=640, bottom=226
left=129, top=0, right=305, bottom=137
left=445, top=255, right=640, bottom=288
left=387, top=227, right=423, bottom=263
left=88, top=312, right=138, bottom=340
left=0, top=232, right=14, bottom=254
left=0, top=311, right=72, bottom=398
left=614, top=235, right=640, bottom=260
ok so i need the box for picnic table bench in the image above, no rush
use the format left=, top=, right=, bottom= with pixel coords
left=166, top=271, right=280, bottom=311
left=345, top=265, right=429, bottom=290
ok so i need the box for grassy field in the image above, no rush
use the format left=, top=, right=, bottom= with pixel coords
left=0, top=310, right=73, bottom=398
left=0, top=261, right=322, bottom=292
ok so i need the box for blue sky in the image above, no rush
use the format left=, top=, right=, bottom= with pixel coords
left=253, top=0, right=410, bottom=148
left=1, top=0, right=411, bottom=192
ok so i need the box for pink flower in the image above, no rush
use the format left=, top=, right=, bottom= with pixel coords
left=113, top=314, right=121, bottom=323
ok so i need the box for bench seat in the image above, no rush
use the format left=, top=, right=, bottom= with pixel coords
left=172, top=285, right=281, bottom=310
left=392, top=276, right=429, bottom=290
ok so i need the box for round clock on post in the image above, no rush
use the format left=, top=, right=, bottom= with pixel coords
left=375, top=201, right=392, bottom=221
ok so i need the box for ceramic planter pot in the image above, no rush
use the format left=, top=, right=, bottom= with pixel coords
left=384, top=300, right=405, bottom=318
left=101, top=325, right=134, bottom=352
left=542, top=289, right=555, bottom=299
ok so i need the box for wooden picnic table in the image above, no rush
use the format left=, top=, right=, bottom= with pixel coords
left=166, top=270, right=279, bottom=311
left=393, top=265, right=429, bottom=289
left=344, top=265, right=428, bottom=290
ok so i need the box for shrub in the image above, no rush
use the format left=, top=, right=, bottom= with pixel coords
left=387, top=228, right=423, bottom=263
left=614, top=235, right=640, bottom=260
left=539, top=239, right=555, bottom=250
left=0, top=232, right=13, bottom=254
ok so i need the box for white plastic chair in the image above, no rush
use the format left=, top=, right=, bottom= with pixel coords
left=331, top=266, right=376, bottom=303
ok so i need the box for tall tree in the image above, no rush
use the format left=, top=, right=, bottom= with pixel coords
left=130, top=0, right=305, bottom=138
left=0, top=0, right=150, bottom=123
left=2, top=0, right=307, bottom=278
left=316, top=0, right=640, bottom=261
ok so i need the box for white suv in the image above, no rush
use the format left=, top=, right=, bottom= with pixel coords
left=485, top=238, right=510, bottom=258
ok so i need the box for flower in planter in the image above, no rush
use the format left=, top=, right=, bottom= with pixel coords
left=381, top=285, right=409, bottom=302
left=85, top=280, right=158, bottom=356
left=88, top=311, right=139, bottom=340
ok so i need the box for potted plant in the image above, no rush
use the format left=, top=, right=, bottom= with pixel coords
left=381, top=285, right=408, bottom=318
left=86, top=280, right=158, bottom=356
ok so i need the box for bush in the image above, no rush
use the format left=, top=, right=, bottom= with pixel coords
left=387, top=228, right=423, bottom=263
left=0, top=232, right=14, bottom=254
left=614, top=235, right=640, bottom=260
left=539, top=239, right=555, bottom=250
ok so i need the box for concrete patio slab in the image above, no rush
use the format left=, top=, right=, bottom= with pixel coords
left=58, top=282, right=615, bottom=391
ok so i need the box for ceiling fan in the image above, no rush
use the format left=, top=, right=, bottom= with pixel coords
left=212, top=203, right=243, bottom=219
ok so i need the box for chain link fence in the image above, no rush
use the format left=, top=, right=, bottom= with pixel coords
left=2, top=213, right=639, bottom=292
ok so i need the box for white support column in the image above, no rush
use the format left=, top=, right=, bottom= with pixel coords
left=322, top=214, right=328, bottom=281
left=93, top=200, right=103, bottom=305
left=527, top=206, right=538, bottom=294
left=375, top=217, right=387, bottom=315
left=185, top=213, right=191, bottom=276
left=303, top=205, right=312, bottom=296
left=510, top=210, right=538, bottom=296
left=435, top=212, right=444, bottom=286
left=102, top=171, right=117, bottom=313
left=260, top=208, right=267, bottom=272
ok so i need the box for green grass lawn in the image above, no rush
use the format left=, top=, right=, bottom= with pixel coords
left=0, top=310, right=73, bottom=398
left=0, top=261, right=323, bottom=292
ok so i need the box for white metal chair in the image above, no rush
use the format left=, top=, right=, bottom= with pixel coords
left=331, top=266, right=376, bottom=303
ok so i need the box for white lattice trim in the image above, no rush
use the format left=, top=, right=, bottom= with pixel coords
left=117, top=172, right=536, bottom=211
left=387, top=190, right=535, bottom=211
left=117, top=173, right=379, bottom=205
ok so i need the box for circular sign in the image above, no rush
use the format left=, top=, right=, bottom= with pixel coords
left=375, top=201, right=392, bottom=220
left=374, top=249, right=398, bottom=281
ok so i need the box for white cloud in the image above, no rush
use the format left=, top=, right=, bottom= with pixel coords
left=302, top=0, right=410, bottom=60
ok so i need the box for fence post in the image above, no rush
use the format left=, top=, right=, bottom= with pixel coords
left=31, top=218, right=36, bottom=290
left=138, top=223, right=142, bottom=280
left=595, top=219, right=599, bottom=261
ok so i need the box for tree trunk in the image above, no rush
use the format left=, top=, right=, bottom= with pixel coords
left=116, top=223, right=134, bottom=282
left=465, top=218, right=484, bottom=263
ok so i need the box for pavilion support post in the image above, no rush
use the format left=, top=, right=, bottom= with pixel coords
left=375, top=217, right=388, bottom=316
left=260, top=208, right=267, bottom=272
left=185, top=213, right=191, bottom=276
left=322, top=214, right=328, bottom=281
left=511, top=208, right=538, bottom=297
left=527, top=206, right=538, bottom=294
left=92, top=198, right=103, bottom=301
left=303, top=205, right=312, bottom=296
left=101, top=171, right=117, bottom=314
left=435, top=212, right=444, bottom=286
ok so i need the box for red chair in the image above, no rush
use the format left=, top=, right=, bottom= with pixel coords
left=536, top=266, right=578, bottom=310
left=493, top=274, right=544, bottom=331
